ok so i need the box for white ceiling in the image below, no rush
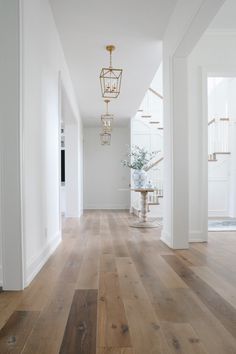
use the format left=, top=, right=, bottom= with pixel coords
left=49, top=0, right=177, bottom=126
left=210, top=0, right=236, bottom=30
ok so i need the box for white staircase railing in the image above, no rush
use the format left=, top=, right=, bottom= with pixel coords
left=208, top=118, right=231, bottom=161
left=208, top=118, right=230, bottom=155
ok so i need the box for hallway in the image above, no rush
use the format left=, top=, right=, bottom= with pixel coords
left=0, top=211, right=236, bottom=353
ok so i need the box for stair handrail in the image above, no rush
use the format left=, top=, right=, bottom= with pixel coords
left=208, top=117, right=230, bottom=126
left=208, top=117, right=231, bottom=155
left=144, top=157, right=164, bottom=172
left=148, top=87, right=164, bottom=100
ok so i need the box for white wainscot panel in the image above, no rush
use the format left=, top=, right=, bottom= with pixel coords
left=208, top=178, right=229, bottom=217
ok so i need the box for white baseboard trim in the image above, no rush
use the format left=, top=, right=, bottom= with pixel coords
left=85, top=204, right=130, bottom=210
left=161, top=230, right=189, bottom=249
left=25, top=232, right=61, bottom=287
left=208, top=210, right=229, bottom=217
left=189, top=230, right=207, bottom=243
left=0, top=266, right=2, bottom=287
left=65, top=209, right=84, bottom=218
left=160, top=230, right=172, bottom=248
left=65, top=213, right=81, bottom=218
left=189, top=238, right=207, bottom=243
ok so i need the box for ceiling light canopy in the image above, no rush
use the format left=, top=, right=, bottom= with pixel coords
left=100, top=45, right=122, bottom=99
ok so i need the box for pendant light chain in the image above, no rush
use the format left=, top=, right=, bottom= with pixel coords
left=109, top=49, right=112, bottom=68
left=106, top=100, right=109, bottom=115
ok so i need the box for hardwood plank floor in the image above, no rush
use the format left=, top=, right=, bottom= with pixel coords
left=0, top=311, right=40, bottom=353
left=0, top=210, right=236, bottom=353
left=59, top=289, right=97, bottom=354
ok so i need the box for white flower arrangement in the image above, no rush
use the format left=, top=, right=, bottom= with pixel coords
left=121, top=145, right=158, bottom=171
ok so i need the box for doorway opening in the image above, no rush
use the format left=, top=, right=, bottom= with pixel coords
left=207, top=77, right=236, bottom=232
left=60, top=122, right=66, bottom=217
left=59, top=83, right=80, bottom=220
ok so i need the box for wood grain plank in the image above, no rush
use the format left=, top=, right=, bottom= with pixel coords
left=161, top=322, right=208, bottom=354
left=109, top=216, right=130, bottom=257
left=190, top=265, right=236, bottom=309
left=190, top=245, right=236, bottom=287
left=0, top=292, right=23, bottom=330
left=174, top=288, right=236, bottom=354
left=163, top=255, right=236, bottom=340
left=58, top=245, right=84, bottom=284
left=175, top=249, right=207, bottom=267
left=98, top=272, right=131, bottom=348
left=127, top=246, right=189, bottom=323
left=59, top=289, right=97, bottom=354
left=145, top=254, right=188, bottom=289
left=22, top=283, right=75, bottom=354
left=77, top=238, right=100, bottom=289
left=192, top=241, right=236, bottom=284
left=123, top=298, right=172, bottom=354
left=0, top=311, right=39, bottom=353
left=116, top=257, right=172, bottom=354
left=100, top=254, right=117, bottom=273
left=115, top=257, right=148, bottom=301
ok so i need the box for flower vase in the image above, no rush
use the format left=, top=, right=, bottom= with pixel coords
left=132, top=169, right=147, bottom=188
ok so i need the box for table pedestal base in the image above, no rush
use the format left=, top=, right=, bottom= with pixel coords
left=130, top=189, right=161, bottom=228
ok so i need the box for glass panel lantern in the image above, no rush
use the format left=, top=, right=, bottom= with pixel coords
left=100, top=68, right=122, bottom=99
left=100, top=132, right=111, bottom=145
left=101, top=99, right=114, bottom=133
left=101, top=114, right=113, bottom=133
left=100, top=45, right=122, bottom=99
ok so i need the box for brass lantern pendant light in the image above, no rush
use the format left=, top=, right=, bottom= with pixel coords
left=100, top=131, right=111, bottom=145
left=101, top=99, right=113, bottom=133
left=100, top=45, right=122, bottom=99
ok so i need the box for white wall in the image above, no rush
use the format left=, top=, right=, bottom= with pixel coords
left=22, top=0, right=83, bottom=286
left=0, top=0, right=24, bottom=290
left=84, top=126, right=130, bottom=210
left=208, top=157, right=230, bottom=217
left=188, top=31, right=236, bottom=239
left=208, top=78, right=229, bottom=119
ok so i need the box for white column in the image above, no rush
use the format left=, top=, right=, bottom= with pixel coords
left=160, top=0, right=225, bottom=249
left=161, top=54, right=189, bottom=249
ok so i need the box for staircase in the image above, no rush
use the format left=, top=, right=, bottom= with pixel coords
left=135, top=117, right=233, bottom=218
left=208, top=118, right=231, bottom=162
left=132, top=78, right=234, bottom=219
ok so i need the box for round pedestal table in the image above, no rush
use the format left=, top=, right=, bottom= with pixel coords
left=130, top=188, right=160, bottom=228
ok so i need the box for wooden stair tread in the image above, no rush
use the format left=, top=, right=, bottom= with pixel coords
left=214, top=152, right=231, bottom=155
